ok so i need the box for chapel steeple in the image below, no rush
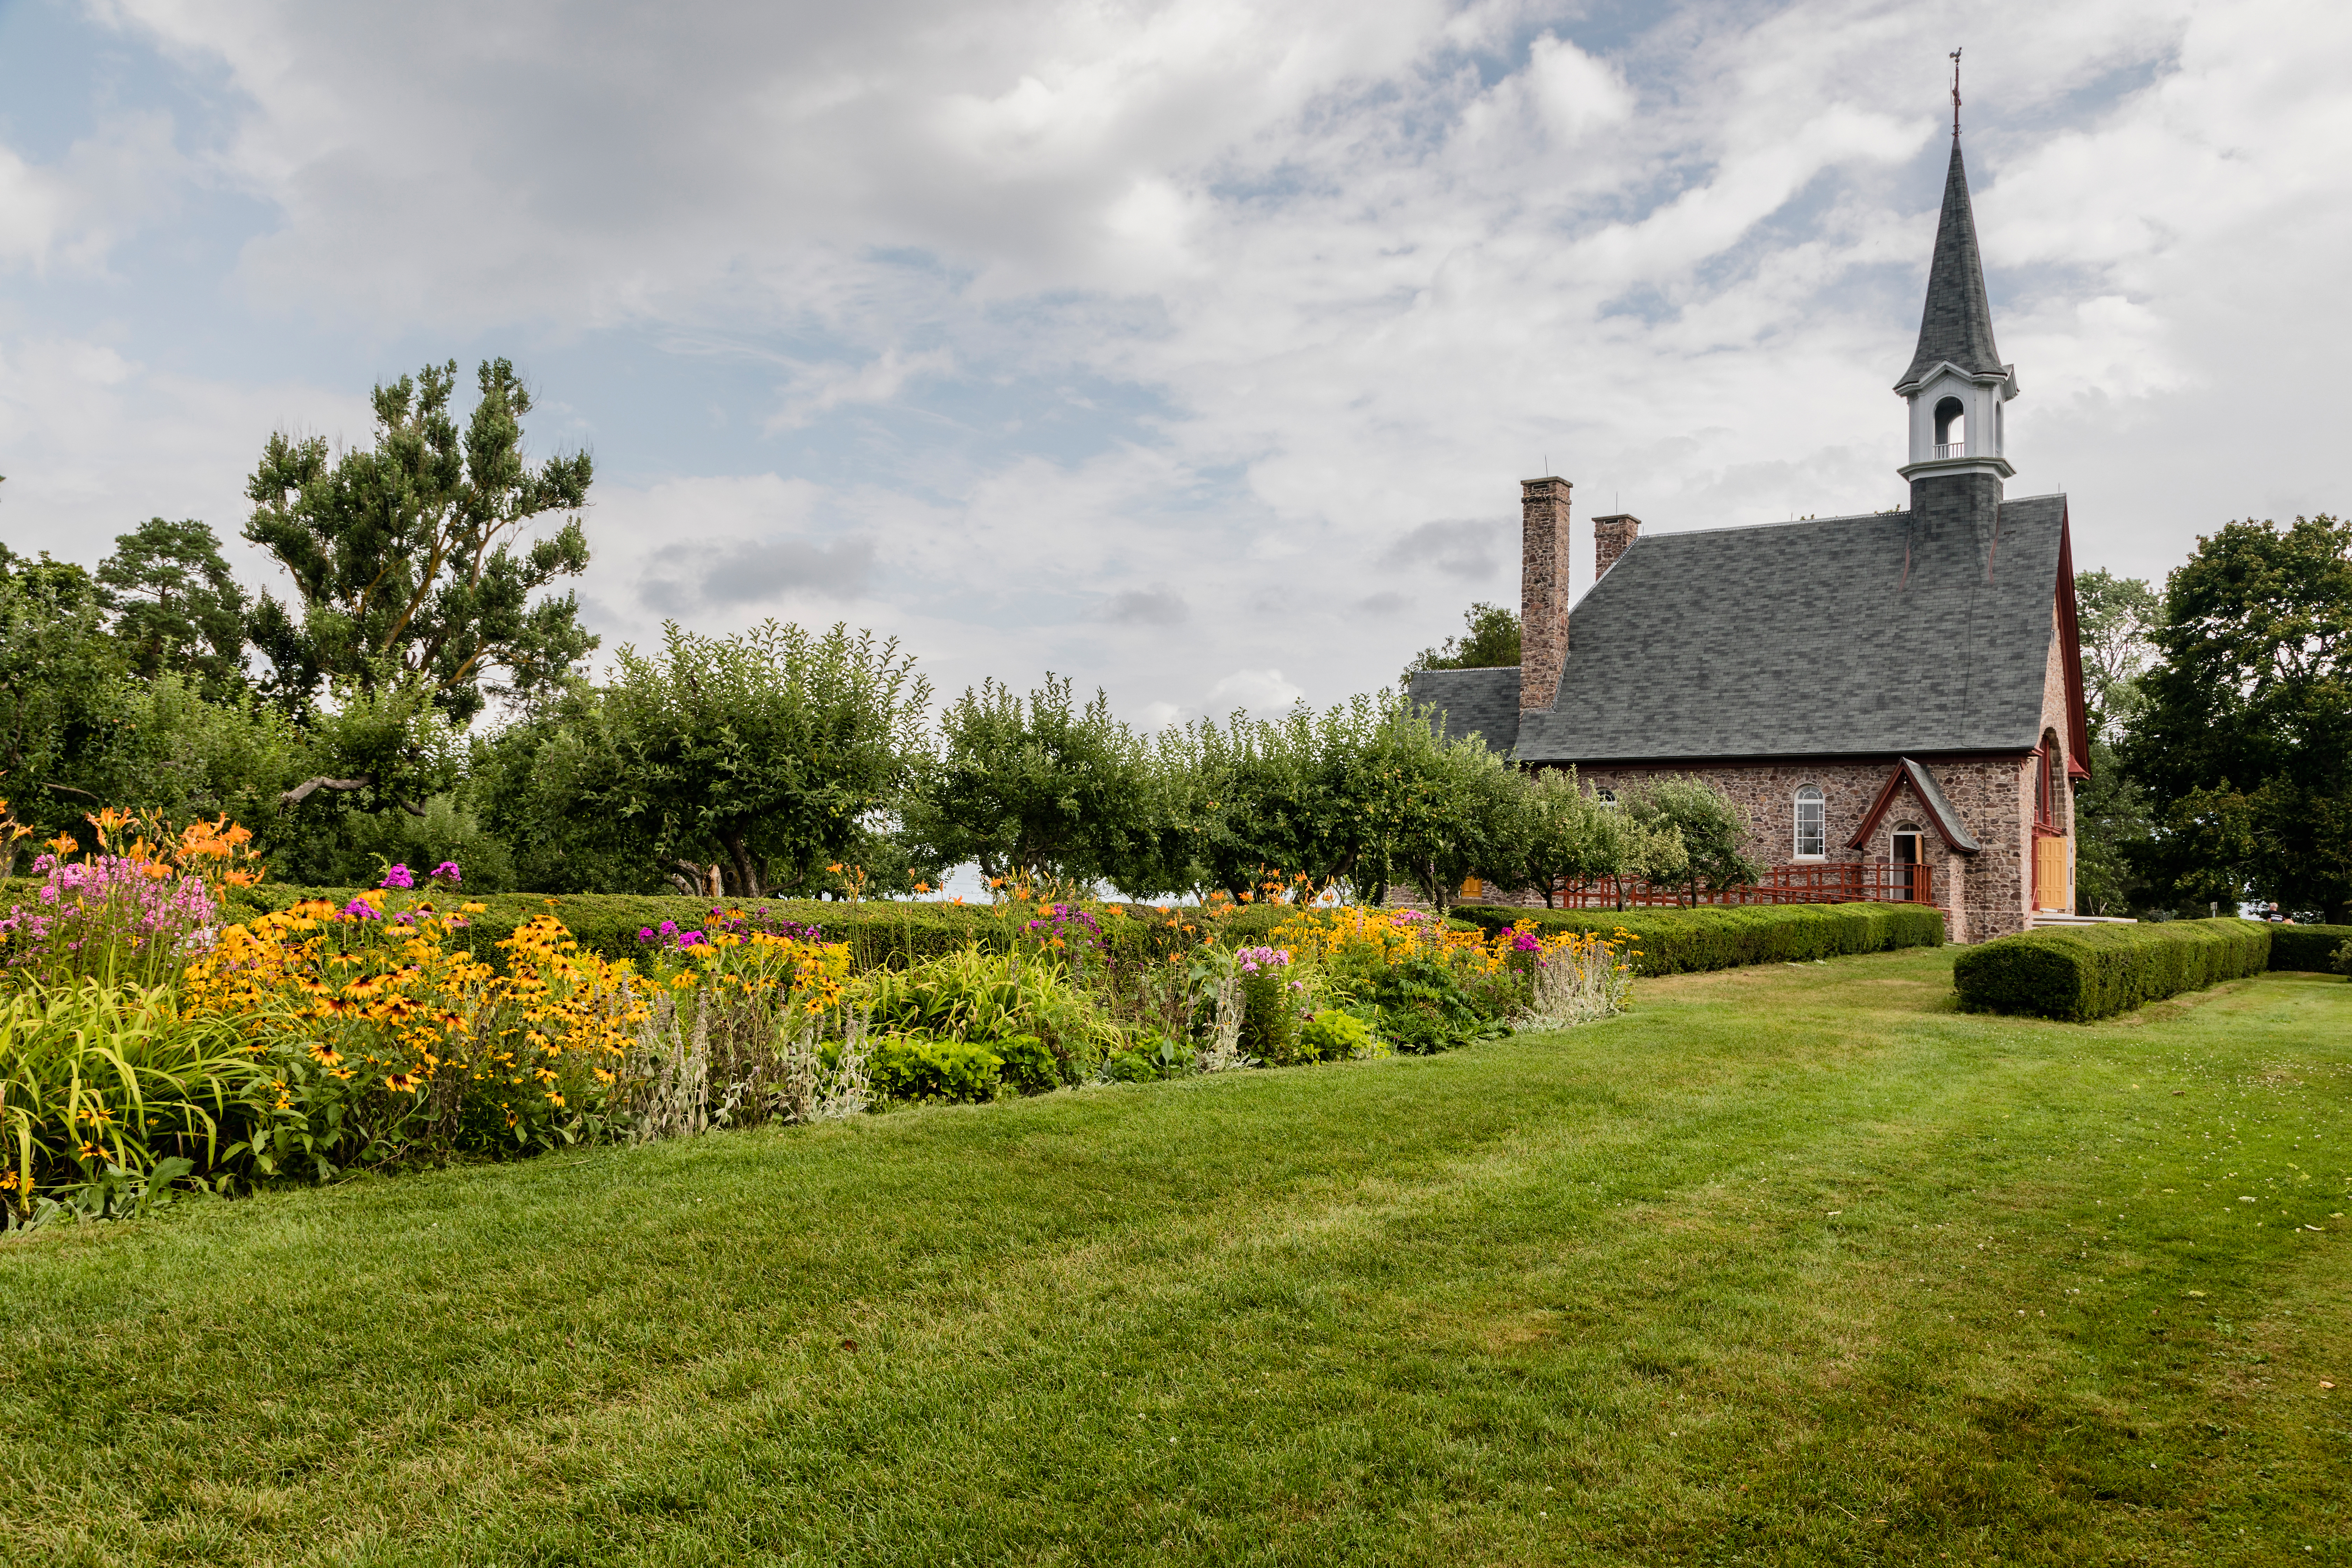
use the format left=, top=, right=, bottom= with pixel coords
left=1897, top=59, right=2016, bottom=491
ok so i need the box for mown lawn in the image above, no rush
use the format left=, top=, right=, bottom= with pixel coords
left=5, top=950, right=2349, bottom=1567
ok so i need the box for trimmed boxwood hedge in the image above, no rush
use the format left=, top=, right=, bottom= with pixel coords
left=2266, top=923, right=2352, bottom=973
left=1448, top=901, right=1946, bottom=977
left=1951, top=918, right=2271, bottom=1022
left=163, top=885, right=1339, bottom=973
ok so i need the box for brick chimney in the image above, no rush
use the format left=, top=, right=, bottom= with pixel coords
left=1520, top=476, right=1572, bottom=713
left=1592, top=513, right=1641, bottom=578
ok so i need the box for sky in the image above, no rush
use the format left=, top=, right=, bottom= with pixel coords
left=2, top=0, right=2347, bottom=734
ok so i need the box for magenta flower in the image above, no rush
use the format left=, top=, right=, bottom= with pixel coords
left=430, top=861, right=462, bottom=885
left=343, top=899, right=383, bottom=920
left=381, top=864, right=415, bottom=890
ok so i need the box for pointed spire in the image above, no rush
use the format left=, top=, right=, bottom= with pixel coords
left=1897, top=140, right=2004, bottom=390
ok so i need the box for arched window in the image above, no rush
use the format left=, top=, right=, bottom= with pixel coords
left=1595, top=788, right=1617, bottom=808
left=2035, top=731, right=2064, bottom=827
left=1793, top=785, right=1826, bottom=859
left=1933, top=396, right=1966, bottom=457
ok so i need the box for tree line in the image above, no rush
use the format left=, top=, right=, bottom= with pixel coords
left=5, top=358, right=2346, bottom=918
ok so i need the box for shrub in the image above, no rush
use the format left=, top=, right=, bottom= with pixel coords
left=855, top=947, right=1116, bottom=1085
left=2265, top=923, right=2352, bottom=972
left=1235, top=947, right=1307, bottom=1064
left=1365, top=957, right=1492, bottom=1054
left=0, top=979, right=266, bottom=1223
left=1450, top=901, right=1944, bottom=975
left=987, top=1033, right=1059, bottom=1095
left=2332, top=939, right=2352, bottom=978
left=1298, top=1009, right=1371, bottom=1062
left=1952, top=918, right=2271, bottom=1022
left=868, top=1035, right=1003, bottom=1104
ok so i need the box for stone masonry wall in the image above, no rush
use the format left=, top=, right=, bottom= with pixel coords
left=1439, top=754, right=2046, bottom=942
left=1519, top=477, right=1572, bottom=714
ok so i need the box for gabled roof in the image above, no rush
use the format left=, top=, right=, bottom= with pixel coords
left=1897, top=142, right=2005, bottom=390
left=1847, top=757, right=1980, bottom=854
left=1424, top=494, right=2073, bottom=765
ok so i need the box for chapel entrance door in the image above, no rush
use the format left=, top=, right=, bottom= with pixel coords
left=1891, top=832, right=1923, bottom=903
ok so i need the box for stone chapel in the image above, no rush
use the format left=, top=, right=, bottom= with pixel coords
left=1407, top=130, right=2090, bottom=943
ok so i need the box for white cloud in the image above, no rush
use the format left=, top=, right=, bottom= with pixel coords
left=2, top=0, right=2346, bottom=728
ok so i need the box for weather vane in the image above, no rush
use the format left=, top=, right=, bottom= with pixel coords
left=1950, top=47, right=1963, bottom=140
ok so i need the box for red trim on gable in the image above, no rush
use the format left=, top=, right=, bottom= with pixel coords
left=2054, top=505, right=2093, bottom=779
left=1847, top=758, right=1977, bottom=855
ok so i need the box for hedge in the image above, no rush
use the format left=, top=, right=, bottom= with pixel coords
left=1951, top=918, right=2271, bottom=1022
left=1449, top=901, right=1946, bottom=976
left=138, top=886, right=1350, bottom=973
left=2264, top=923, right=2352, bottom=973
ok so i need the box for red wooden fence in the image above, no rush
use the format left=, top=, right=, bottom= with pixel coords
left=1547, top=861, right=1935, bottom=911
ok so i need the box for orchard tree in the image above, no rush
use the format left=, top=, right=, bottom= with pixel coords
left=2122, top=515, right=2352, bottom=922
left=902, top=674, right=1155, bottom=892
left=1621, top=775, right=1757, bottom=895
left=584, top=620, right=931, bottom=898
left=244, top=357, right=594, bottom=724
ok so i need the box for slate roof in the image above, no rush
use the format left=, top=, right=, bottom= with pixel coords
left=1409, top=494, right=2071, bottom=765
left=1897, top=141, right=2005, bottom=389
left=1848, top=757, right=1983, bottom=854
left=1408, top=666, right=1520, bottom=750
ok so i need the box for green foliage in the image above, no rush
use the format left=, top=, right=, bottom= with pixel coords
left=243, top=357, right=595, bottom=723
left=94, top=519, right=250, bottom=698
left=1238, top=967, right=1305, bottom=1064
left=2334, top=939, right=2352, bottom=977
left=1450, top=901, right=1946, bottom=976
left=0, top=546, right=126, bottom=846
left=2073, top=568, right=2159, bottom=741
left=1364, top=955, right=1492, bottom=1053
left=2073, top=736, right=2152, bottom=917
left=903, top=674, right=1157, bottom=892
left=989, top=1033, right=1059, bottom=1095
left=84, top=674, right=309, bottom=832
left=582, top=620, right=931, bottom=898
left=1621, top=776, right=1759, bottom=891
left=2262, top=923, right=2352, bottom=973
left=2122, top=514, right=2352, bottom=922
left=1405, top=601, right=1520, bottom=683
left=868, top=1035, right=1003, bottom=1105
left=0, top=979, right=264, bottom=1222
left=1298, top=1008, right=1372, bottom=1062
left=1169, top=690, right=1518, bottom=907
left=1951, top=918, right=2271, bottom=1021
left=856, top=945, right=1115, bottom=1084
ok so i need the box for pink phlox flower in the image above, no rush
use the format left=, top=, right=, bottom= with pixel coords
left=430, top=862, right=462, bottom=885
left=381, top=864, right=416, bottom=890
left=343, top=899, right=383, bottom=920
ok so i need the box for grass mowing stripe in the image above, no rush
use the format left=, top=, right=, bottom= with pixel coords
left=2, top=952, right=2346, bottom=1565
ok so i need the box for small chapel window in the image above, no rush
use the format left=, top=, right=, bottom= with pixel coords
left=1595, top=788, right=1617, bottom=808
left=1794, top=786, right=1826, bottom=859
left=1934, top=396, right=1966, bottom=458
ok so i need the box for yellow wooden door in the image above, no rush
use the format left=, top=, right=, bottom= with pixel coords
left=2033, top=835, right=2069, bottom=910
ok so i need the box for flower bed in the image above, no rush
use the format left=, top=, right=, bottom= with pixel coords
left=0, top=818, right=1640, bottom=1226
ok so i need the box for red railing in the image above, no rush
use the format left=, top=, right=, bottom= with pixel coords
left=1549, top=861, right=1934, bottom=910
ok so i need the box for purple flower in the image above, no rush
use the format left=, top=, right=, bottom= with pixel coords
left=1511, top=930, right=1541, bottom=952
left=343, top=899, right=383, bottom=920
left=381, top=864, right=415, bottom=890
left=679, top=930, right=706, bottom=947
left=659, top=920, right=678, bottom=937
left=430, top=861, right=462, bottom=886
left=638, top=927, right=656, bottom=943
